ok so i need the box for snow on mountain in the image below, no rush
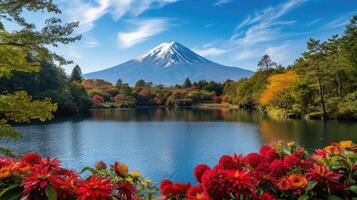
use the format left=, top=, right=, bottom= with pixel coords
left=84, top=41, right=253, bottom=85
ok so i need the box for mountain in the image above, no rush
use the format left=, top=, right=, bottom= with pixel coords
left=84, top=42, right=254, bottom=85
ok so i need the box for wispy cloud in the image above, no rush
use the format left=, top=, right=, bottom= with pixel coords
left=214, top=0, right=233, bottom=6
left=194, top=47, right=227, bottom=57
left=117, top=19, right=169, bottom=48
left=82, top=36, right=101, bottom=48
left=323, top=11, right=356, bottom=29
left=197, top=0, right=308, bottom=66
left=204, top=23, right=215, bottom=28
left=306, top=18, right=321, bottom=26
left=65, top=0, right=179, bottom=33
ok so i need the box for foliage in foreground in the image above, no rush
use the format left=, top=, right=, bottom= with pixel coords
left=0, top=141, right=356, bottom=200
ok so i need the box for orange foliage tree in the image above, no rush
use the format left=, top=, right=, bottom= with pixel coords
left=259, top=71, right=299, bottom=106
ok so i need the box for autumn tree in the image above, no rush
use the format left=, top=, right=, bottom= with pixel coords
left=0, top=0, right=80, bottom=155
left=259, top=71, right=299, bottom=107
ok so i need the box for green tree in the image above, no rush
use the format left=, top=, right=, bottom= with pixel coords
left=135, top=79, right=146, bottom=87
left=302, top=39, right=327, bottom=117
left=0, top=0, right=79, bottom=155
left=183, top=78, right=192, bottom=88
left=258, top=54, right=277, bottom=71
left=70, top=65, right=82, bottom=82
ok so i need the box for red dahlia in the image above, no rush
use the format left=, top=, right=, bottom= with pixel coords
left=116, top=181, right=136, bottom=200
left=307, top=165, right=341, bottom=185
left=201, top=168, right=228, bottom=200
left=283, top=155, right=301, bottom=169
left=245, top=153, right=268, bottom=168
left=225, top=170, right=255, bottom=199
left=52, top=172, right=79, bottom=199
left=194, top=164, right=210, bottom=183
left=186, top=185, right=206, bottom=200
left=218, top=154, right=243, bottom=170
left=259, top=192, right=276, bottom=200
left=160, top=179, right=172, bottom=191
left=21, top=152, right=42, bottom=165
left=22, top=166, right=61, bottom=197
left=270, top=159, right=288, bottom=179
left=259, top=145, right=279, bottom=162
left=161, top=181, right=191, bottom=198
left=76, top=176, right=112, bottom=200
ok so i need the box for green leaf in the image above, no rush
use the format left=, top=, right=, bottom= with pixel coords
left=298, top=194, right=309, bottom=200
left=327, top=195, right=343, bottom=200
left=45, top=185, right=57, bottom=200
left=305, top=180, right=318, bottom=192
left=348, top=185, right=357, bottom=194
left=0, top=184, right=21, bottom=200
left=80, top=166, right=97, bottom=175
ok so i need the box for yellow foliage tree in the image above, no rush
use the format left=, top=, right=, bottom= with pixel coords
left=259, top=71, right=299, bottom=106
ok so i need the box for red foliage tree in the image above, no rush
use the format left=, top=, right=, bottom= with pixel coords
left=92, top=95, right=104, bottom=103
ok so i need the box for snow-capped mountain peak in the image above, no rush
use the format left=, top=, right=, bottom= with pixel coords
left=135, top=41, right=210, bottom=67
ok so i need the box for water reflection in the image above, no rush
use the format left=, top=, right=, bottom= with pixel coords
left=2, top=108, right=356, bottom=183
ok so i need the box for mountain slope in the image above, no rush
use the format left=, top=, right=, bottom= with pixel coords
left=84, top=42, right=253, bottom=85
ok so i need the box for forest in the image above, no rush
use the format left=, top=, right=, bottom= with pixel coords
left=224, top=16, right=357, bottom=120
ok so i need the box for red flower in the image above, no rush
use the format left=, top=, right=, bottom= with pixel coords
left=225, top=170, right=255, bottom=198
left=22, top=166, right=61, bottom=197
left=41, top=157, right=61, bottom=169
left=21, top=152, right=42, bottom=165
left=160, top=179, right=172, bottom=191
left=283, top=155, right=301, bottom=169
left=0, top=157, right=14, bottom=168
left=95, top=161, right=107, bottom=170
left=201, top=168, right=228, bottom=200
left=194, top=164, right=210, bottom=183
left=252, top=163, right=273, bottom=185
left=160, top=181, right=191, bottom=198
left=52, top=171, right=79, bottom=199
left=245, top=153, right=268, bottom=168
left=186, top=185, right=206, bottom=200
left=259, top=145, right=279, bottom=162
left=307, top=165, right=341, bottom=185
left=202, top=168, right=254, bottom=200
left=218, top=154, right=244, bottom=170
left=76, top=176, right=112, bottom=200
left=312, top=149, right=328, bottom=160
left=116, top=181, right=136, bottom=200
left=259, top=192, right=276, bottom=200
left=270, top=159, right=287, bottom=179
left=275, top=177, right=291, bottom=191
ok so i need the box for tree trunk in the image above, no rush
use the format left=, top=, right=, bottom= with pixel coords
left=317, top=77, right=327, bottom=118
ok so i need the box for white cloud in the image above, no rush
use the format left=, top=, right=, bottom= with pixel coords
left=234, top=49, right=260, bottom=61
left=214, top=0, right=233, bottom=6
left=194, top=47, right=227, bottom=57
left=82, top=36, right=101, bottom=48
left=65, top=0, right=178, bottom=33
left=117, top=19, right=168, bottom=48
left=264, top=44, right=291, bottom=64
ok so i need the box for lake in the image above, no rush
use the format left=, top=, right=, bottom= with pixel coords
left=3, top=108, right=357, bottom=183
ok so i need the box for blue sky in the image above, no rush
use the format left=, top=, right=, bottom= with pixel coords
left=28, top=0, right=357, bottom=73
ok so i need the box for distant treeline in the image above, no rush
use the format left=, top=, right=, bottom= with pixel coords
left=83, top=77, right=228, bottom=108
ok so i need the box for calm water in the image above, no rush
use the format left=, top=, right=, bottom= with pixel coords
left=3, top=108, right=357, bottom=183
